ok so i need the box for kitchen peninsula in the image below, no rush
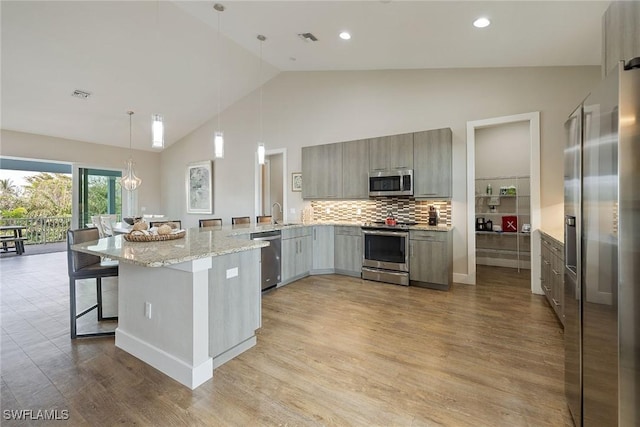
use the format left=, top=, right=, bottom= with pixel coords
left=72, top=221, right=453, bottom=389
left=72, top=227, right=268, bottom=389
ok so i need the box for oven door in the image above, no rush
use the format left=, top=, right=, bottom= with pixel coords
left=362, top=229, right=409, bottom=272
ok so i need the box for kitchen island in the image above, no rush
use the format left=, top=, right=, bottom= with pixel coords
left=72, top=227, right=268, bottom=389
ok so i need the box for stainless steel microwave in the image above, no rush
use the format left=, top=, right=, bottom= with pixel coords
left=368, top=169, right=413, bottom=197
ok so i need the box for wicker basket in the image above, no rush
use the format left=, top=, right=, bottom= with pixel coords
left=123, top=230, right=186, bottom=242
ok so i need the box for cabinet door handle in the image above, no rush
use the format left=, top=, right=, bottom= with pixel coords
left=552, top=298, right=560, bottom=307
left=410, top=242, right=414, bottom=258
left=552, top=269, right=560, bottom=276
left=314, top=228, right=316, bottom=240
left=543, top=260, right=550, bottom=265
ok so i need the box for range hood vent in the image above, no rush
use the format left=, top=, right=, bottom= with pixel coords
left=71, top=89, right=92, bottom=99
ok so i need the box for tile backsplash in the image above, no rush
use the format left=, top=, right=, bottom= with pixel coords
left=310, top=198, right=451, bottom=226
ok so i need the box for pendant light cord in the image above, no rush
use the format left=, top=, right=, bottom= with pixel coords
left=128, top=111, right=133, bottom=153
left=259, top=36, right=264, bottom=142
left=217, top=8, right=222, bottom=131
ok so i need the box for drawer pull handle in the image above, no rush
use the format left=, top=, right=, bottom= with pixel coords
left=552, top=298, right=560, bottom=307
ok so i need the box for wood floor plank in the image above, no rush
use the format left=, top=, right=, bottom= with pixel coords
left=0, top=253, right=571, bottom=426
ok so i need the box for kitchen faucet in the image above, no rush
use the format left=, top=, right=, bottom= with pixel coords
left=271, top=202, right=283, bottom=224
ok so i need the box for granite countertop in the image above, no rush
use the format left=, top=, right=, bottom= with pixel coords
left=72, top=221, right=453, bottom=268
left=541, top=228, right=564, bottom=245
left=72, top=227, right=268, bottom=268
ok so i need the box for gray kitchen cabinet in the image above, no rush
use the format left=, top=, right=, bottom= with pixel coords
left=281, top=227, right=312, bottom=286
left=409, top=230, right=452, bottom=290
left=602, top=1, right=640, bottom=77
left=311, top=225, right=334, bottom=274
left=413, top=128, right=452, bottom=198
left=541, top=233, right=564, bottom=326
left=281, top=237, right=297, bottom=285
left=334, top=226, right=362, bottom=277
left=209, top=250, right=261, bottom=359
left=302, top=143, right=343, bottom=199
left=368, top=133, right=414, bottom=171
left=342, top=139, right=370, bottom=199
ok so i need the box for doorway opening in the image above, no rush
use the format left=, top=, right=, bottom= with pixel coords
left=0, top=157, right=73, bottom=253
left=255, top=148, right=287, bottom=224
left=77, top=167, right=123, bottom=229
left=474, top=121, right=531, bottom=273
left=466, top=112, right=542, bottom=294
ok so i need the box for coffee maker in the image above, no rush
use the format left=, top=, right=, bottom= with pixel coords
left=428, top=205, right=439, bottom=226
left=476, top=217, right=485, bottom=231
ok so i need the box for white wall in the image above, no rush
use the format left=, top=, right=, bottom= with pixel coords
left=0, top=129, right=162, bottom=217
left=161, top=66, right=600, bottom=276
left=475, top=121, right=530, bottom=179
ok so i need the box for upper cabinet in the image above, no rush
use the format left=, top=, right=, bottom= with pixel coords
left=342, top=139, right=370, bottom=199
left=301, top=127, right=452, bottom=200
left=413, top=128, right=452, bottom=198
left=302, top=142, right=343, bottom=199
left=368, top=133, right=414, bottom=171
left=602, top=1, right=640, bottom=77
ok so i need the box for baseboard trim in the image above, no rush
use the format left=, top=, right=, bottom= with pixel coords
left=116, top=328, right=213, bottom=390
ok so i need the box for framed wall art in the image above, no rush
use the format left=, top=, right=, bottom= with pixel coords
left=291, top=172, right=302, bottom=192
left=186, top=160, right=213, bottom=214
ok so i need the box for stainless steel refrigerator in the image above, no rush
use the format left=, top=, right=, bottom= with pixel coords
left=564, top=57, right=640, bottom=426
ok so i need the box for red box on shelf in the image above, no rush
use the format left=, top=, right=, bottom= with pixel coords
left=502, top=216, right=518, bottom=232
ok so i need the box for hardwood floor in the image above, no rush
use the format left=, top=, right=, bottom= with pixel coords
left=1, top=254, right=571, bottom=426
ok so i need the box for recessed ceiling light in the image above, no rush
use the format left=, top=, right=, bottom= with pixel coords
left=339, top=31, right=351, bottom=40
left=473, top=17, right=491, bottom=28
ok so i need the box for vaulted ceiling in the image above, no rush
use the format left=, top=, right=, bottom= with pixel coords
left=1, top=1, right=610, bottom=152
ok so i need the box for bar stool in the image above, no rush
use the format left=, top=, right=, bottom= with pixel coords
left=231, top=216, right=251, bottom=227
left=67, top=228, right=119, bottom=339
left=256, top=215, right=273, bottom=224
left=199, top=218, right=222, bottom=228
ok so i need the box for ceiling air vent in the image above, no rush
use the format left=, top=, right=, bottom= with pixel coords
left=71, top=89, right=92, bottom=99
left=298, top=33, right=318, bottom=42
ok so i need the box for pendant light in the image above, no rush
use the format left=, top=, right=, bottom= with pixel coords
left=257, top=34, right=266, bottom=165
left=214, top=3, right=225, bottom=158
left=120, top=111, right=142, bottom=191
left=152, top=114, right=164, bottom=148
left=151, top=2, right=164, bottom=149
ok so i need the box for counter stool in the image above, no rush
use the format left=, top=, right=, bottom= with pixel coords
left=199, top=218, right=222, bottom=228
left=257, top=215, right=272, bottom=224
left=67, top=228, right=119, bottom=339
left=231, top=216, right=251, bottom=228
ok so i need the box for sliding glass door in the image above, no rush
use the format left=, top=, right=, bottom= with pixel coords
left=78, top=168, right=122, bottom=228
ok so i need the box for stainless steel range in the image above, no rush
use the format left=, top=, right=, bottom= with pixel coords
left=361, top=222, right=415, bottom=286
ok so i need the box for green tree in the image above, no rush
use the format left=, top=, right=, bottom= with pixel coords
left=0, top=178, right=21, bottom=214
left=22, top=173, right=72, bottom=217
left=0, top=178, right=17, bottom=195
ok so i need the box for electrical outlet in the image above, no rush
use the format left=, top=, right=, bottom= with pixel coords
left=357, top=208, right=362, bottom=215
left=226, top=267, right=238, bottom=279
left=326, top=207, right=331, bottom=214
left=141, top=206, right=146, bottom=212
left=144, top=302, right=152, bottom=319
left=290, top=208, right=296, bottom=214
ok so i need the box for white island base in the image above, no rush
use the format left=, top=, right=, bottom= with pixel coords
left=114, top=250, right=261, bottom=389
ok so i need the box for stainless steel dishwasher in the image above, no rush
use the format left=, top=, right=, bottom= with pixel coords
left=250, top=230, right=281, bottom=291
